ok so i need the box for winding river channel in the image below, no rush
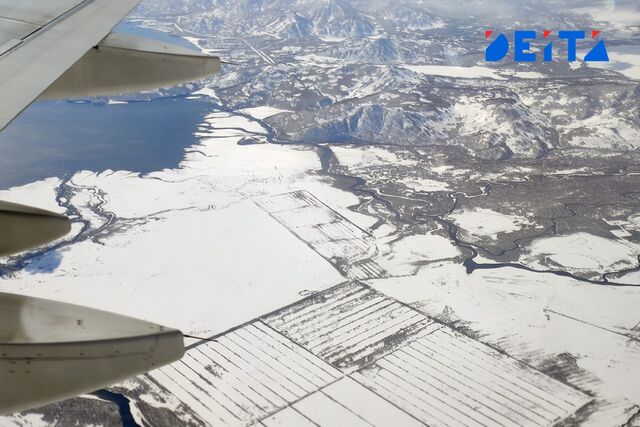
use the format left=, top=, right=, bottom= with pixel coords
left=315, top=145, right=640, bottom=287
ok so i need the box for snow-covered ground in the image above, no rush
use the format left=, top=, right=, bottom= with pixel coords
left=0, top=105, right=355, bottom=337
left=403, top=65, right=545, bottom=80
left=446, top=207, right=536, bottom=239
left=587, top=45, right=640, bottom=80
left=331, top=145, right=419, bottom=169
left=519, top=232, right=640, bottom=279
left=404, top=65, right=507, bottom=80
left=376, top=231, right=461, bottom=276
left=368, top=262, right=640, bottom=426
left=1, top=95, right=639, bottom=426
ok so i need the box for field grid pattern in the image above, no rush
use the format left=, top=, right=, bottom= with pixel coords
left=149, top=282, right=591, bottom=426
left=148, top=321, right=341, bottom=425
left=255, top=191, right=386, bottom=280
left=262, top=281, right=438, bottom=373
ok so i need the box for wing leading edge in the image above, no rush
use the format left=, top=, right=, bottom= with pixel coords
left=0, top=0, right=142, bottom=131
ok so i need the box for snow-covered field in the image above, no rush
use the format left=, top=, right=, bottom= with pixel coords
left=403, top=65, right=544, bottom=80
left=519, top=232, right=640, bottom=279
left=588, top=45, right=640, bottom=80
left=0, top=104, right=356, bottom=337
left=376, top=231, right=460, bottom=276
left=446, top=207, right=536, bottom=240
left=368, top=262, right=640, bottom=426
left=403, top=65, right=507, bottom=80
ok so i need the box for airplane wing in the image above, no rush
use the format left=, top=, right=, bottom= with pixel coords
left=0, top=0, right=221, bottom=132
left=0, top=0, right=222, bottom=415
left=0, top=293, right=185, bottom=415
left=0, top=0, right=141, bottom=131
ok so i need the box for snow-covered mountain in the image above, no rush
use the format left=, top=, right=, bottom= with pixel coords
left=323, top=36, right=408, bottom=63
left=381, top=4, right=443, bottom=30
left=308, top=0, right=376, bottom=38
left=271, top=12, right=312, bottom=39
left=129, top=0, right=640, bottom=160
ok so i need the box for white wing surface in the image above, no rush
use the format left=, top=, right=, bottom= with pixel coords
left=0, top=0, right=142, bottom=131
